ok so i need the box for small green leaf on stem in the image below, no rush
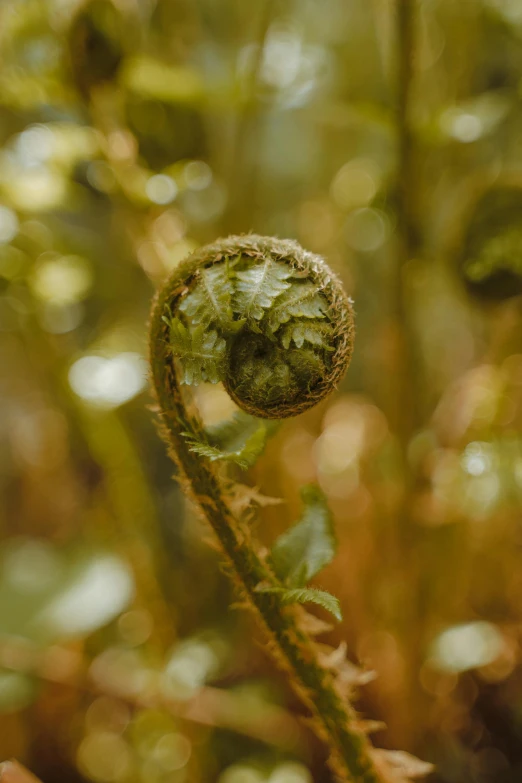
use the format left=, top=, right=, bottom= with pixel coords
left=269, top=485, right=337, bottom=587
left=257, top=586, right=342, bottom=622
left=234, top=259, right=293, bottom=321
left=179, top=263, right=235, bottom=329
left=267, top=282, right=328, bottom=332
left=168, top=318, right=226, bottom=385
left=182, top=417, right=268, bottom=470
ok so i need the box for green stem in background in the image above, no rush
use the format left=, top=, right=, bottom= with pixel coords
left=394, top=0, right=418, bottom=448
left=394, top=0, right=429, bottom=752
left=81, top=408, right=177, bottom=655
left=149, top=235, right=382, bottom=782
left=396, top=0, right=417, bottom=263
left=224, top=0, right=275, bottom=233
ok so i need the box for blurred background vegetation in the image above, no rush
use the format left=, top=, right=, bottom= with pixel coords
left=2, top=0, right=522, bottom=781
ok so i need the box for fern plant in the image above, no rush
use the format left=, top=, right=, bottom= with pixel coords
left=149, top=235, right=432, bottom=783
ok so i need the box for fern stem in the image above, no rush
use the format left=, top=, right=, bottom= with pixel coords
left=149, top=239, right=382, bottom=783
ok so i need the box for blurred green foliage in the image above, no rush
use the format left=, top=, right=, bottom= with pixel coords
left=2, top=0, right=522, bottom=781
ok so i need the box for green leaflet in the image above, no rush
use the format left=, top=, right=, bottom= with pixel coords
left=179, top=263, right=235, bottom=328
left=168, top=317, right=226, bottom=385
left=266, top=282, right=328, bottom=332
left=182, top=413, right=270, bottom=469
left=239, top=360, right=295, bottom=405
left=269, top=485, right=337, bottom=587
left=167, top=258, right=336, bottom=392
left=257, top=586, right=342, bottom=622
left=206, top=411, right=279, bottom=452
left=0, top=670, right=38, bottom=714
left=265, top=486, right=340, bottom=622
left=181, top=436, right=253, bottom=469
left=234, top=259, right=293, bottom=321
left=280, top=320, right=333, bottom=349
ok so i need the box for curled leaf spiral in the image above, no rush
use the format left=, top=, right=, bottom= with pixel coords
left=153, top=234, right=354, bottom=418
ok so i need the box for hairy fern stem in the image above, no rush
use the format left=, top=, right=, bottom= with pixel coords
left=149, top=236, right=429, bottom=782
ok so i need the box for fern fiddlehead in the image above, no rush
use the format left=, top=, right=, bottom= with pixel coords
left=149, top=235, right=429, bottom=783
left=160, top=234, right=354, bottom=417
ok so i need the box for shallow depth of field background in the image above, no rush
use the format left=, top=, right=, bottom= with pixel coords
left=2, top=1, right=522, bottom=781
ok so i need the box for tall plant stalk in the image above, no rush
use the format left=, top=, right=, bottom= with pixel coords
left=148, top=235, right=432, bottom=782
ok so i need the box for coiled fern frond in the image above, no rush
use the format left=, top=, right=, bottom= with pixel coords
left=149, top=235, right=432, bottom=783
left=158, top=235, right=354, bottom=418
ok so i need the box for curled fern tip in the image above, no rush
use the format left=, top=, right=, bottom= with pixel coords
left=152, top=235, right=355, bottom=418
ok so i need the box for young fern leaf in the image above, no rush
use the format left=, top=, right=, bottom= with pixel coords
left=206, top=411, right=278, bottom=452
left=178, top=262, right=236, bottom=329
left=257, top=585, right=342, bottom=622
left=267, top=282, right=328, bottom=332
left=269, top=484, right=337, bottom=587
left=234, top=259, right=293, bottom=321
left=181, top=436, right=239, bottom=464
left=280, top=320, right=334, bottom=349
left=168, top=317, right=226, bottom=385
left=182, top=418, right=268, bottom=470
left=236, top=360, right=294, bottom=406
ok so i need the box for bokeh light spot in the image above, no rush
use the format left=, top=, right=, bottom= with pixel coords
left=6, top=168, right=66, bottom=211
left=0, top=671, right=37, bottom=714
left=30, top=254, right=93, bottom=304
left=3, top=538, right=60, bottom=594
left=0, top=206, right=19, bottom=244
left=39, top=555, right=134, bottom=637
left=163, top=637, right=222, bottom=700
left=220, top=765, right=265, bottom=783
left=146, top=175, right=178, bottom=205
left=430, top=622, right=504, bottom=673
left=461, top=442, right=493, bottom=477
left=68, top=353, right=148, bottom=408
left=118, top=610, right=153, bottom=647
left=153, top=733, right=192, bottom=771
left=184, top=161, right=212, bottom=191
left=85, top=696, right=131, bottom=735
left=269, top=762, right=312, bottom=783
left=15, top=124, right=55, bottom=166
left=440, top=109, right=483, bottom=143
left=345, top=208, right=388, bottom=252
left=77, top=731, right=132, bottom=782
left=39, top=302, right=84, bottom=334
left=330, top=159, right=379, bottom=210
